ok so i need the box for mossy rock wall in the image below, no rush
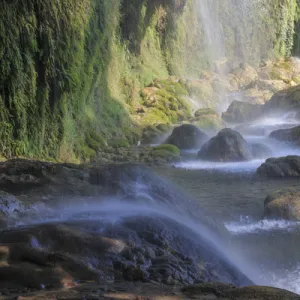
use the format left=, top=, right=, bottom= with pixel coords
left=0, top=0, right=300, bottom=161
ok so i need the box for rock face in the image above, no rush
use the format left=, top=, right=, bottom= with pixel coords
left=264, top=188, right=300, bottom=220
left=0, top=215, right=252, bottom=289
left=269, top=125, right=300, bottom=145
left=257, top=156, right=300, bottom=178
left=0, top=191, right=26, bottom=216
left=198, top=128, right=252, bottom=162
left=251, top=143, right=272, bottom=159
left=222, top=100, right=262, bottom=123
left=165, top=124, right=208, bottom=149
left=264, top=85, right=300, bottom=114
left=230, top=63, right=258, bottom=88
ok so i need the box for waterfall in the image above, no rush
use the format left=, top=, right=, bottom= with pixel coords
left=194, top=0, right=278, bottom=112
left=195, top=0, right=274, bottom=67
left=196, top=0, right=225, bottom=65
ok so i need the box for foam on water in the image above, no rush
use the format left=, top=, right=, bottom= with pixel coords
left=174, top=159, right=264, bottom=172
left=272, top=265, right=300, bottom=295
left=225, top=218, right=300, bottom=234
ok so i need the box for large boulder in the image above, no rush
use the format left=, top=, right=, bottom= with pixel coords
left=264, top=188, right=300, bottom=220
left=0, top=215, right=252, bottom=289
left=263, top=85, right=300, bottom=114
left=269, top=125, right=300, bottom=145
left=165, top=124, right=209, bottom=149
left=257, top=156, right=300, bottom=178
left=198, top=128, right=252, bottom=162
left=222, top=100, right=262, bottom=123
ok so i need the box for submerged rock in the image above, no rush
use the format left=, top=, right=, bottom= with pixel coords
left=257, top=156, right=300, bottom=177
left=251, top=143, right=272, bottom=159
left=165, top=124, right=208, bottom=149
left=222, top=100, right=262, bottom=123
left=198, top=128, right=252, bottom=162
left=264, top=188, right=300, bottom=220
left=269, top=125, right=300, bottom=145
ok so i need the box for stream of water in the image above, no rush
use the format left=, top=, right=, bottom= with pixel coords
left=3, top=112, right=300, bottom=293
left=156, top=113, right=300, bottom=294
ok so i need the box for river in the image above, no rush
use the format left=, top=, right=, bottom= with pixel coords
left=1, top=113, right=300, bottom=295
left=156, top=113, right=300, bottom=293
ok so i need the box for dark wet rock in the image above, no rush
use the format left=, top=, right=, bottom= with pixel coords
left=264, top=85, right=300, bottom=114
left=222, top=100, right=262, bottom=123
left=0, top=159, right=93, bottom=196
left=257, top=156, right=300, bottom=178
left=264, top=188, right=300, bottom=220
left=0, top=215, right=252, bottom=289
left=182, top=283, right=300, bottom=300
left=0, top=191, right=26, bottom=216
left=269, top=125, right=300, bottom=145
left=165, top=124, right=209, bottom=149
left=251, top=143, right=272, bottom=159
left=2, top=281, right=299, bottom=300
left=198, top=128, right=252, bottom=162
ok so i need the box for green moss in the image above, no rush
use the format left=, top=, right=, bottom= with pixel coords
left=80, top=146, right=96, bottom=160
left=195, top=108, right=218, bottom=117
left=0, top=0, right=298, bottom=162
left=156, top=124, right=172, bottom=132
left=110, top=139, right=130, bottom=148
left=151, top=142, right=180, bottom=162
left=153, top=144, right=180, bottom=155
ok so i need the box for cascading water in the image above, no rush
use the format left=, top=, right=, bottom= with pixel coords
left=194, top=0, right=282, bottom=112
left=196, top=0, right=225, bottom=65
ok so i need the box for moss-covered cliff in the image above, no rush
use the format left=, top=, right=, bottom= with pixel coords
left=0, top=0, right=299, bottom=162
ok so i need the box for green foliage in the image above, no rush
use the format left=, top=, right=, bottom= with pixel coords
left=140, top=78, right=191, bottom=125
left=151, top=143, right=180, bottom=160
left=0, top=0, right=299, bottom=162
left=110, top=139, right=130, bottom=148
left=191, top=108, right=223, bottom=130
left=195, top=108, right=218, bottom=117
left=153, top=144, right=180, bottom=155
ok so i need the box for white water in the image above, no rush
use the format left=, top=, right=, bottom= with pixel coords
left=175, top=112, right=300, bottom=172
left=226, top=218, right=300, bottom=234
left=196, top=0, right=225, bottom=63
left=175, top=159, right=264, bottom=172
